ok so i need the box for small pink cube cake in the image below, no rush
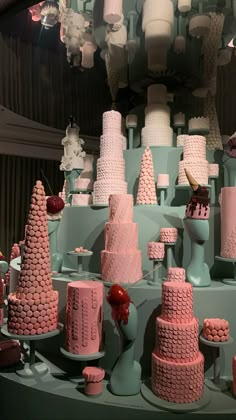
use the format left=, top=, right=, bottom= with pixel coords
left=203, top=318, right=229, bottom=342
left=160, top=228, right=178, bottom=244
left=147, top=242, right=165, bottom=260
left=167, top=267, right=185, bottom=282
left=157, top=174, right=169, bottom=187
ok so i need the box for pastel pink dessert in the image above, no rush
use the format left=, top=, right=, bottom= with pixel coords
left=66, top=281, right=104, bottom=355
left=160, top=227, right=178, bottom=243
left=82, top=367, right=105, bottom=396
left=167, top=267, right=185, bottom=282
left=220, top=187, right=236, bottom=258
left=101, top=194, right=142, bottom=284
left=203, top=318, right=229, bottom=342
left=8, top=181, right=59, bottom=336
left=157, top=174, right=169, bottom=187
left=147, top=242, right=165, bottom=260
left=152, top=274, right=204, bottom=404
left=0, top=340, right=21, bottom=367
left=136, top=147, right=157, bottom=205
left=185, top=169, right=210, bottom=220
left=232, top=355, right=236, bottom=398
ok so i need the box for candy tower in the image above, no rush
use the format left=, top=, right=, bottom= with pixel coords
left=136, top=147, right=157, bottom=205
left=8, top=181, right=59, bottom=335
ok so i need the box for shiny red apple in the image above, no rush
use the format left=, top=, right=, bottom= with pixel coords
left=47, top=195, right=65, bottom=214
left=107, top=284, right=130, bottom=306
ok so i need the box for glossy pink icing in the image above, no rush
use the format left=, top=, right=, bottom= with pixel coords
left=220, top=187, right=236, bottom=258
left=160, top=227, right=178, bottom=243
left=203, top=318, right=229, bottom=342
left=66, top=281, right=104, bottom=355
left=167, top=267, right=185, bottom=282
left=8, top=181, right=58, bottom=335
left=136, top=147, right=157, bottom=205
left=147, top=242, right=165, bottom=259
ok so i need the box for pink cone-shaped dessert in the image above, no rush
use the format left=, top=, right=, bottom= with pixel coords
left=7, top=181, right=59, bottom=335
left=136, top=147, right=157, bottom=205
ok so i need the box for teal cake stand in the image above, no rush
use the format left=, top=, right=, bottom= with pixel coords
left=67, top=251, right=93, bottom=278
left=215, top=256, right=236, bottom=285
left=1, top=324, right=63, bottom=378
left=200, top=334, right=234, bottom=392
left=148, top=258, right=164, bottom=285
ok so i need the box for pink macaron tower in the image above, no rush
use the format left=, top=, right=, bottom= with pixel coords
left=7, top=180, right=59, bottom=336
left=66, top=281, right=104, bottom=355
left=136, top=147, right=157, bottom=205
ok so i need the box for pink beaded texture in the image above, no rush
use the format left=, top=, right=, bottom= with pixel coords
left=203, top=318, right=229, bottom=342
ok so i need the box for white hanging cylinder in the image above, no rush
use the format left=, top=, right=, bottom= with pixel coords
left=142, top=0, right=174, bottom=32
left=103, top=0, right=123, bottom=24
left=178, top=0, right=192, bottom=13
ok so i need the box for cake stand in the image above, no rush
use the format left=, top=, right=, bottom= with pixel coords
left=200, top=333, right=234, bottom=392
left=163, top=243, right=176, bottom=269
left=156, top=185, right=168, bottom=206
left=141, top=379, right=211, bottom=413
left=67, top=251, right=93, bottom=278
left=60, top=347, right=105, bottom=384
left=148, top=259, right=164, bottom=285
left=1, top=324, right=63, bottom=378
left=208, top=175, right=218, bottom=206
left=215, top=256, right=236, bottom=285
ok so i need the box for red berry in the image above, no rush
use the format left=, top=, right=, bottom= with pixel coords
left=107, top=284, right=130, bottom=306
left=47, top=195, right=65, bottom=214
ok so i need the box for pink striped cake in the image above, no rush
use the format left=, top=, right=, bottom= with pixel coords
left=8, top=181, right=58, bottom=335
left=203, top=318, right=229, bottom=342
left=167, top=267, right=185, bottom=282
left=160, top=227, right=178, bottom=243
left=147, top=242, right=165, bottom=259
left=66, top=281, right=104, bottom=355
left=101, top=194, right=142, bottom=284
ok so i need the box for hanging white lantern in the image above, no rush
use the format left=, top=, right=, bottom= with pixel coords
left=178, top=0, right=192, bottom=13
left=103, top=0, right=123, bottom=24
left=40, top=0, right=59, bottom=29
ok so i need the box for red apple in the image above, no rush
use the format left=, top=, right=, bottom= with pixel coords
left=107, top=284, right=130, bottom=306
left=47, top=195, right=65, bottom=214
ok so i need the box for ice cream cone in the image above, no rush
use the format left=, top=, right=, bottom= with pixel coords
left=184, top=168, right=199, bottom=191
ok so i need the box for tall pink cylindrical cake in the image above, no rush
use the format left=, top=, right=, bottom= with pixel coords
left=66, top=281, right=104, bottom=355
left=152, top=271, right=204, bottom=404
left=220, top=187, right=236, bottom=258
left=8, top=181, right=58, bottom=335
left=101, top=194, right=142, bottom=284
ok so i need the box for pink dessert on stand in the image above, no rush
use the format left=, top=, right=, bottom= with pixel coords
left=147, top=242, right=165, bottom=259
left=203, top=318, right=229, bottom=342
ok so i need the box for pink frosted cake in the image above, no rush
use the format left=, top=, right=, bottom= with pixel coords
left=157, top=174, right=169, bottom=187
left=160, top=227, right=177, bottom=243
left=101, top=194, right=142, bottom=284
left=72, top=194, right=92, bottom=206
left=220, top=187, right=236, bottom=258
left=152, top=276, right=204, bottom=404
left=185, top=169, right=210, bottom=220
left=147, top=242, right=165, bottom=260
left=8, top=181, right=59, bottom=335
left=167, top=267, right=185, bottom=282
left=136, top=147, right=157, bottom=205
left=66, top=280, right=104, bottom=355
left=82, top=366, right=105, bottom=396
left=203, top=318, right=229, bottom=342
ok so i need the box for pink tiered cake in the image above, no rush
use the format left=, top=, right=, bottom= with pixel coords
left=93, top=111, right=127, bottom=204
left=8, top=181, right=59, bottom=335
left=66, top=281, right=104, bottom=355
left=152, top=272, right=204, bottom=403
left=101, top=194, right=142, bottom=284
left=147, top=242, right=165, bottom=259
left=178, top=136, right=209, bottom=185
left=136, top=147, right=157, bottom=205
left=220, top=187, right=236, bottom=258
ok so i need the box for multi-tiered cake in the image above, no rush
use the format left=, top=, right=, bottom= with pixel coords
left=141, top=84, right=173, bottom=147
left=152, top=268, right=204, bottom=403
left=178, top=135, right=209, bottom=185
left=8, top=181, right=59, bottom=335
left=93, top=111, right=128, bottom=204
left=101, top=194, right=142, bottom=284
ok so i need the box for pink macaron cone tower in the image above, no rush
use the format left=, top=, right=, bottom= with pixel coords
left=65, top=281, right=104, bottom=355
left=82, top=366, right=105, bottom=396
left=7, top=180, right=59, bottom=336
left=152, top=267, right=204, bottom=404
left=101, top=194, right=142, bottom=284
left=136, top=147, right=157, bottom=205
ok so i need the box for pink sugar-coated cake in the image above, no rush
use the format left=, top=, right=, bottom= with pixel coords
left=161, top=281, right=193, bottom=323
left=157, top=174, right=169, bottom=187
left=160, top=227, right=178, bottom=243
left=74, top=178, right=94, bottom=190
left=66, top=281, right=104, bottom=355
left=152, top=352, right=204, bottom=404
left=220, top=187, right=236, bottom=258
left=208, top=163, right=219, bottom=177
left=0, top=340, right=21, bottom=367
left=203, top=318, right=229, bottom=342
left=147, top=242, right=165, bottom=259
left=82, top=366, right=105, bottom=396
left=101, top=194, right=142, bottom=284
left=155, top=317, right=199, bottom=363
left=232, top=356, right=236, bottom=398
left=8, top=181, right=58, bottom=335
left=167, top=267, right=185, bottom=282
left=72, top=194, right=92, bottom=206
left=136, top=147, right=157, bottom=205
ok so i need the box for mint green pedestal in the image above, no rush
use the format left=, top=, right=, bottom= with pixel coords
left=48, top=220, right=63, bottom=274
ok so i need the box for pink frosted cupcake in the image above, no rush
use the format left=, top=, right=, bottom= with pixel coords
left=82, top=367, right=105, bottom=396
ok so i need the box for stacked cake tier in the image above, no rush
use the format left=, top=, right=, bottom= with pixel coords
left=8, top=181, right=59, bottom=335
left=178, top=136, right=209, bottom=185
left=94, top=111, right=128, bottom=204
left=101, top=194, right=142, bottom=284
left=152, top=271, right=204, bottom=404
left=66, top=281, right=104, bottom=355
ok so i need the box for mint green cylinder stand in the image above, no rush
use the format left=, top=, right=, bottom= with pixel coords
left=184, top=218, right=211, bottom=287
left=165, top=243, right=175, bottom=269
left=64, top=169, right=83, bottom=193
left=48, top=220, right=63, bottom=274
left=223, top=154, right=236, bottom=187
left=110, top=303, right=141, bottom=396
left=157, top=186, right=168, bottom=206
